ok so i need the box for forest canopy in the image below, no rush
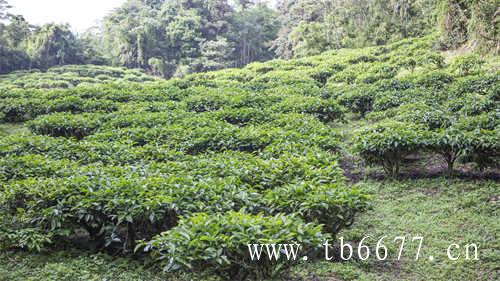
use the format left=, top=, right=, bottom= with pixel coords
left=0, top=0, right=498, bottom=76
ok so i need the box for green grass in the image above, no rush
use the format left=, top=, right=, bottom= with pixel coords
left=293, top=178, right=499, bottom=281
left=1, top=178, right=497, bottom=281
left=0, top=250, right=220, bottom=281
left=0, top=38, right=497, bottom=280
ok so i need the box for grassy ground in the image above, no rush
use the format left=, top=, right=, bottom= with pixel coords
left=1, top=178, right=497, bottom=281
left=293, top=178, right=499, bottom=281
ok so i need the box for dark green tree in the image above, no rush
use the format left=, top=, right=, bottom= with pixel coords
left=232, top=2, right=280, bottom=66
left=25, top=23, right=85, bottom=68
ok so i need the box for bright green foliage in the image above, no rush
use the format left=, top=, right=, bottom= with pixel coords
left=0, top=47, right=365, bottom=279
left=354, top=121, right=431, bottom=177
left=142, top=211, right=328, bottom=280
left=28, top=113, right=105, bottom=139
left=272, top=96, right=344, bottom=122
left=274, top=0, right=440, bottom=58
left=99, top=0, right=280, bottom=77
left=264, top=182, right=369, bottom=234
left=425, top=126, right=499, bottom=175
left=0, top=65, right=156, bottom=89
left=457, top=129, right=499, bottom=171
left=1, top=0, right=497, bottom=77
left=449, top=54, right=485, bottom=76
left=334, top=84, right=376, bottom=116
left=392, top=103, right=452, bottom=129
left=0, top=155, right=77, bottom=181
left=0, top=34, right=497, bottom=280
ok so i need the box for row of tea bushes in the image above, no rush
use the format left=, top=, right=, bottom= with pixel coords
left=0, top=83, right=346, bottom=124
left=0, top=65, right=157, bottom=89
left=0, top=155, right=367, bottom=258
left=0, top=151, right=347, bottom=189
left=1, top=35, right=497, bottom=279
left=355, top=115, right=498, bottom=177
left=142, top=211, right=328, bottom=280
left=328, top=71, right=498, bottom=118
left=330, top=47, right=498, bottom=177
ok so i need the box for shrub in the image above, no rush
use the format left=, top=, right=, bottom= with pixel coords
left=448, top=73, right=499, bottom=96
left=0, top=155, right=76, bottom=181
left=307, top=63, right=345, bottom=85
left=428, top=127, right=499, bottom=174
left=249, top=70, right=318, bottom=89
left=215, top=108, right=272, bottom=126
left=411, top=70, right=454, bottom=89
left=336, top=88, right=375, bottom=116
left=371, top=89, right=413, bottom=111
left=273, top=96, right=344, bottom=122
left=460, top=129, right=499, bottom=171
left=458, top=94, right=495, bottom=116
left=0, top=98, right=46, bottom=122
left=141, top=211, right=328, bottom=280
left=427, top=128, right=469, bottom=176
left=0, top=176, right=260, bottom=252
left=392, top=103, right=452, bottom=129
left=185, top=95, right=226, bottom=112
left=354, top=121, right=430, bottom=177
left=263, top=182, right=369, bottom=234
left=451, top=112, right=498, bottom=131
left=449, top=54, right=485, bottom=76
left=328, top=63, right=371, bottom=83
left=355, top=64, right=397, bottom=84
left=28, top=113, right=105, bottom=139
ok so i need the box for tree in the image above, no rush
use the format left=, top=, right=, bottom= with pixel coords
left=0, top=1, right=32, bottom=73
left=97, top=0, right=279, bottom=77
left=101, top=0, right=157, bottom=68
left=0, top=0, right=11, bottom=20
left=148, top=57, right=166, bottom=76
left=191, top=36, right=234, bottom=72
left=4, top=15, right=31, bottom=48
left=289, top=21, right=331, bottom=57
left=273, top=0, right=438, bottom=58
left=79, top=28, right=108, bottom=65
left=25, top=24, right=85, bottom=68
left=438, top=0, right=498, bottom=54
left=232, top=2, right=280, bottom=66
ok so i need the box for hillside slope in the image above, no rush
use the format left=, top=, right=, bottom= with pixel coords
left=0, top=36, right=498, bottom=280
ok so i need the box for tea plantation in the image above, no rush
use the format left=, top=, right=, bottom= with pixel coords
left=0, top=36, right=498, bottom=280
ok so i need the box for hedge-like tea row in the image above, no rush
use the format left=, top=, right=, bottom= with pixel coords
left=142, top=211, right=328, bottom=280
left=335, top=50, right=498, bottom=177
left=0, top=65, right=157, bottom=90
left=0, top=160, right=367, bottom=257
left=0, top=64, right=358, bottom=279
left=355, top=115, right=499, bottom=177
left=1, top=35, right=497, bottom=279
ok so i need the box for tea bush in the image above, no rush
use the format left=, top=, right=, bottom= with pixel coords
left=142, top=211, right=328, bottom=280
left=28, top=112, right=106, bottom=139
left=263, top=182, right=369, bottom=234
left=354, top=121, right=431, bottom=177
left=0, top=37, right=497, bottom=279
left=272, top=96, right=344, bottom=122
left=335, top=85, right=376, bottom=116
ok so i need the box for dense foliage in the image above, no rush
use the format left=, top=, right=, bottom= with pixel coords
left=273, top=0, right=498, bottom=58
left=0, top=40, right=378, bottom=279
left=0, top=0, right=280, bottom=75
left=0, top=31, right=498, bottom=279
left=143, top=211, right=328, bottom=280
left=1, top=0, right=497, bottom=75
